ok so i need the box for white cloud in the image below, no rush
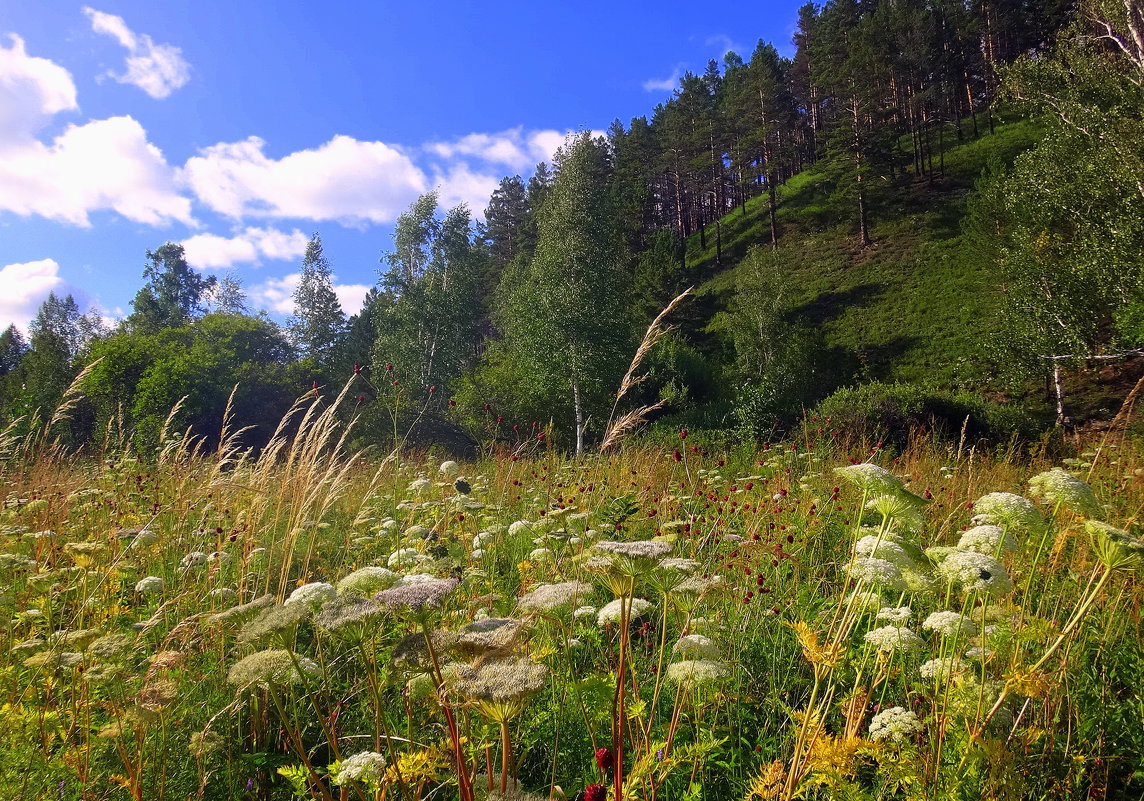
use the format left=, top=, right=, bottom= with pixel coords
left=0, top=34, right=78, bottom=145
left=425, top=127, right=566, bottom=173
left=0, top=259, right=69, bottom=332
left=181, top=226, right=309, bottom=269
left=182, top=135, right=428, bottom=225
left=644, top=67, right=683, bottom=92
left=704, top=35, right=743, bottom=58
left=333, top=283, right=371, bottom=316
left=0, top=115, right=193, bottom=227
left=433, top=163, right=503, bottom=217
left=83, top=7, right=190, bottom=99
left=249, top=272, right=371, bottom=318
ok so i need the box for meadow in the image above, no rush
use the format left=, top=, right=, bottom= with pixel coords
left=1, top=389, right=1142, bottom=801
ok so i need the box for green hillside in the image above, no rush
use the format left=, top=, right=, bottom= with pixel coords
left=688, top=117, right=1043, bottom=392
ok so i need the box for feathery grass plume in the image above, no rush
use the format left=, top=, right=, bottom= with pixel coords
left=671, top=634, right=724, bottom=661
left=601, top=287, right=693, bottom=452
left=1085, top=520, right=1144, bottom=571
left=875, top=606, right=912, bottom=625
left=237, top=602, right=309, bottom=645
left=455, top=618, right=524, bottom=659
left=665, top=659, right=731, bottom=685
left=972, top=492, right=1045, bottom=532
left=336, top=566, right=399, bottom=595
left=956, top=524, right=1017, bottom=555
left=1028, top=468, right=1102, bottom=517
left=868, top=706, right=922, bottom=742
left=936, top=551, right=1013, bottom=597
left=284, top=581, right=336, bottom=611
left=448, top=656, right=548, bottom=722
left=314, top=594, right=383, bottom=635
left=922, top=610, right=979, bottom=638
left=863, top=626, right=925, bottom=654
left=597, top=597, right=653, bottom=625
left=374, top=577, right=459, bottom=614
left=227, top=649, right=318, bottom=689
left=517, top=580, right=593, bottom=614
left=393, top=630, right=460, bottom=672
left=845, top=556, right=908, bottom=591
left=209, top=593, right=275, bottom=625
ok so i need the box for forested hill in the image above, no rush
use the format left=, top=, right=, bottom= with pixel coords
left=4, top=0, right=1144, bottom=454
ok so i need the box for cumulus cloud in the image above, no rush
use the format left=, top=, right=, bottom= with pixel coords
left=249, top=272, right=370, bottom=317
left=433, top=163, right=503, bottom=217
left=0, top=34, right=78, bottom=145
left=0, top=115, right=193, bottom=227
left=181, top=226, right=310, bottom=269
left=182, top=135, right=428, bottom=225
left=0, top=259, right=69, bottom=332
left=426, top=127, right=566, bottom=173
left=83, top=7, right=190, bottom=99
left=644, top=66, right=683, bottom=92
left=705, top=34, right=743, bottom=58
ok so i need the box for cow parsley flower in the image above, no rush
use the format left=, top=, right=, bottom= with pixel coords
left=439, top=460, right=460, bottom=477
left=919, top=656, right=965, bottom=683
left=407, top=478, right=431, bottom=493
left=957, top=525, right=1017, bottom=555
left=834, top=464, right=906, bottom=495
left=336, top=566, right=399, bottom=595
left=922, top=610, right=978, bottom=638
left=868, top=706, right=922, bottom=742
left=315, top=595, right=383, bottom=634
left=972, top=492, right=1044, bottom=532
left=846, top=557, right=908, bottom=591
left=596, top=597, right=652, bottom=625
left=134, top=576, right=164, bottom=595
left=333, top=751, right=388, bottom=788
left=1028, top=468, right=1101, bottom=517
left=863, top=625, right=925, bottom=654
left=387, top=548, right=426, bottom=569
left=210, top=594, right=275, bottom=625
left=671, top=634, right=724, bottom=661
left=876, top=606, right=912, bottom=625
left=666, top=659, right=731, bottom=685
left=226, top=649, right=318, bottom=689
left=854, top=536, right=917, bottom=569
left=374, top=577, right=459, bottom=614
left=237, top=602, right=309, bottom=645
left=936, top=551, right=1013, bottom=597
left=284, top=582, right=335, bottom=611
left=517, top=581, right=593, bottom=613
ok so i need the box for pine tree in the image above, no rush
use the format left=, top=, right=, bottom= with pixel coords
left=0, top=325, right=28, bottom=377
left=289, top=234, right=347, bottom=371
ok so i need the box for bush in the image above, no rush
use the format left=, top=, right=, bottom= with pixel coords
left=812, top=381, right=1047, bottom=446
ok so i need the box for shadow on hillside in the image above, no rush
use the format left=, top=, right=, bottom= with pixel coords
left=857, top=336, right=920, bottom=380
left=790, top=283, right=885, bottom=326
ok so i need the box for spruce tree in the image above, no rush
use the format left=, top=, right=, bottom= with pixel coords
left=289, top=234, right=347, bottom=371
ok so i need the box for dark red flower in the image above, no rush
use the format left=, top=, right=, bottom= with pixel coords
left=353, top=363, right=361, bottom=374
left=672, top=449, right=682, bottom=462
left=585, top=783, right=607, bottom=801
left=594, top=747, right=614, bottom=775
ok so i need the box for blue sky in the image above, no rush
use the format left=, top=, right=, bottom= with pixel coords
left=0, top=0, right=805, bottom=332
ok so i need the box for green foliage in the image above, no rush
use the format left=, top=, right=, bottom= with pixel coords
left=811, top=381, right=1047, bottom=445
left=289, top=234, right=347, bottom=372
left=127, top=243, right=216, bottom=334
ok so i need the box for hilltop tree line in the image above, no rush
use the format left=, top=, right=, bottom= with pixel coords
left=5, top=0, right=1143, bottom=451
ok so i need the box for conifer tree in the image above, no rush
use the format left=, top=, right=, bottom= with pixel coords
left=128, top=244, right=215, bottom=333
left=289, top=234, right=346, bottom=371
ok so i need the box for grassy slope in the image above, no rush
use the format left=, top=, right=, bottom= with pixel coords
left=684, top=118, right=1043, bottom=392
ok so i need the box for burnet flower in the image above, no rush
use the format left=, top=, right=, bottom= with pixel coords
left=868, top=706, right=923, bottom=742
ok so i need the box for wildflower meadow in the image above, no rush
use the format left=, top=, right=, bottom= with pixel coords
left=0, top=390, right=1142, bottom=801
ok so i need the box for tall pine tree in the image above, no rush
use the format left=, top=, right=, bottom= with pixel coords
left=289, top=234, right=347, bottom=372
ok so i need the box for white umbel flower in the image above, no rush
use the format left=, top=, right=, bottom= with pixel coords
left=972, top=492, right=1044, bottom=532
left=919, top=656, right=965, bottom=683
left=922, top=610, right=978, bottom=638
left=285, top=582, right=336, bottom=611
left=672, top=634, right=724, bottom=661
left=333, top=751, right=388, bottom=788
left=956, top=525, right=1016, bottom=555
left=1028, top=468, right=1101, bottom=517
left=868, top=706, right=922, bottom=742
left=846, top=557, right=908, bottom=591
left=596, top=597, right=652, bottom=625
left=863, top=625, right=925, bottom=654
left=936, top=551, right=1013, bottom=597
left=134, top=576, right=164, bottom=595
left=876, top=606, right=912, bottom=625
left=439, top=461, right=460, bottom=477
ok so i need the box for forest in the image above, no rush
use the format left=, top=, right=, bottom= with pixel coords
left=2, top=1, right=1144, bottom=800
left=4, top=0, right=1142, bottom=456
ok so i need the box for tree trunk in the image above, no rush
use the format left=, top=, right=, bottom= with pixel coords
left=573, top=379, right=584, bottom=455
